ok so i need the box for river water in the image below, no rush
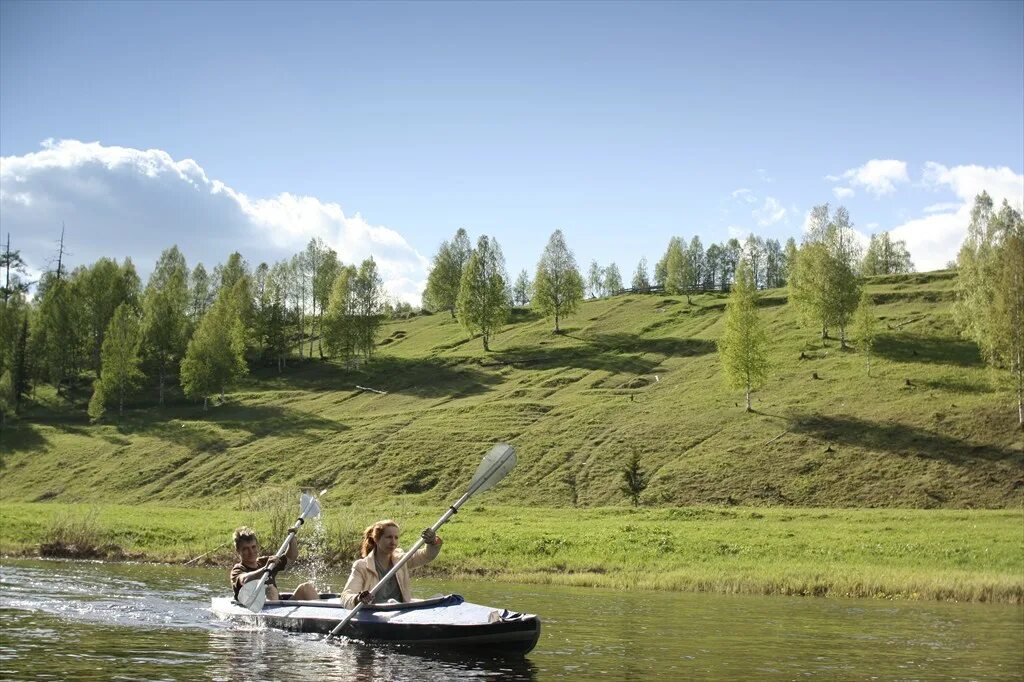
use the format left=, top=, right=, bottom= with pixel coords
left=0, top=559, right=1021, bottom=681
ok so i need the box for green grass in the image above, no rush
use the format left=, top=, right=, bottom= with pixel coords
left=1, top=501, right=1020, bottom=603
left=2, top=270, right=1020, bottom=511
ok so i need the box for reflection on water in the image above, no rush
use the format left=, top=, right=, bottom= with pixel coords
left=207, top=628, right=537, bottom=681
left=1, top=559, right=1021, bottom=681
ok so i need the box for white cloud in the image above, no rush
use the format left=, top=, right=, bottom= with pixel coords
left=888, top=162, right=1024, bottom=271
left=752, top=196, right=786, bottom=226
left=731, top=188, right=756, bottom=204
left=832, top=186, right=855, bottom=199
left=830, top=159, right=909, bottom=196
left=0, top=139, right=429, bottom=304
left=920, top=162, right=1024, bottom=205
left=922, top=202, right=962, bottom=213
left=726, top=225, right=748, bottom=240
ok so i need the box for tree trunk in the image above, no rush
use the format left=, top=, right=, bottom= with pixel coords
left=203, top=396, right=208, bottom=411
left=119, top=388, right=124, bottom=416
left=554, top=309, right=560, bottom=334
left=745, top=386, right=752, bottom=412
left=158, top=365, right=165, bottom=407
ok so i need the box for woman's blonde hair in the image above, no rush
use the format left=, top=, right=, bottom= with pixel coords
left=360, top=519, right=399, bottom=557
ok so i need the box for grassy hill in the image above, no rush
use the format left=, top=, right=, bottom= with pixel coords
left=1, top=270, right=1022, bottom=510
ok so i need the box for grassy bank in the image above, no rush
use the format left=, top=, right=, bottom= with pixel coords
left=2, top=502, right=1021, bottom=604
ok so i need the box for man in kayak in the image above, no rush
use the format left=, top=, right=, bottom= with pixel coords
left=230, top=526, right=319, bottom=602
left=340, top=520, right=442, bottom=608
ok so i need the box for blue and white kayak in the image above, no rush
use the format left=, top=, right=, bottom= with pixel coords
left=210, top=594, right=541, bottom=655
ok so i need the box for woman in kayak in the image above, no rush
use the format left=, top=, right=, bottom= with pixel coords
left=340, top=519, right=442, bottom=608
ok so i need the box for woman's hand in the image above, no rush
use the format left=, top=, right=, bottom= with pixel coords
left=357, top=590, right=373, bottom=605
left=421, top=528, right=442, bottom=546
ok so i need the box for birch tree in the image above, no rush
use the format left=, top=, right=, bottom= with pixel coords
left=852, top=291, right=878, bottom=376
left=533, top=230, right=583, bottom=334
left=512, top=269, right=532, bottom=306
left=717, top=261, right=770, bottom=412
left=632, top=257, right=650, bottom=292
left=98, top=303, right=143, bottom=416
left=457, top=235, right=511, bottom=350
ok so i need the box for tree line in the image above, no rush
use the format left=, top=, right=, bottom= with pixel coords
left=0, top=239, right=392, bottom=422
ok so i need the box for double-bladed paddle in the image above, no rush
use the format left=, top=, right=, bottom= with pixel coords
left=237, top=489, right=325, bottom=613
left=327, top=443, right=516, bottom=638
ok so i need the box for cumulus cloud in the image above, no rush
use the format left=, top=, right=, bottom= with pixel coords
left=832, top=186, right=855, bottom=200
left=752, top=196, right=787, bottom=226
left=0, top=139, right=429, bottom=304
left=888, top=162, right=1024, bottom=271
left=828, top=159, right=909, bottom=196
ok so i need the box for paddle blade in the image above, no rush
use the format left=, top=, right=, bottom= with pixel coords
left=299, top=493, right=321, bottom=519
left=237, top=579, right=266, bottom=613
left=469, top=443, right=516, bottom=494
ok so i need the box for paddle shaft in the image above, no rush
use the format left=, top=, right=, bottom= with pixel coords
left=325, top=446, right=512, bottom=638
left=246, top=493, right=322, bottom=602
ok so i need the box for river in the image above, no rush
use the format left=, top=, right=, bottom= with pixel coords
left=0, top=559, right=1021, bottom=680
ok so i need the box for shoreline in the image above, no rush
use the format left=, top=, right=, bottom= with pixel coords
left=2, top=501, right=1021, bottom=605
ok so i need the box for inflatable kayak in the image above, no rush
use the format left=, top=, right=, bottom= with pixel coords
left=210, top=593, right=541, bottom=655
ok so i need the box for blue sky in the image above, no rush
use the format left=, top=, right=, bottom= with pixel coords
left=2, top=0, right=1022, bottom=303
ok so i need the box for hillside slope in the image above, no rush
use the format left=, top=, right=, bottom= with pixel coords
left=2, top=270, right=1021, bottom=508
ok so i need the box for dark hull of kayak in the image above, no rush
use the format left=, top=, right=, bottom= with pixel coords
left=210, top=595, right=541, bottom=655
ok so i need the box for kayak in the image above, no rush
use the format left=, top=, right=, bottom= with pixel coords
left=210, top=593, right=541, bottom=655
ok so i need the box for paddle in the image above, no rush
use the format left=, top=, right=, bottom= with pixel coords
left=327, top=443, right=516, bottom=638
left=237, top=489, right=325, bottom=613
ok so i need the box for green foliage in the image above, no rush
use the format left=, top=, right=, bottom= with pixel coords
left=587, top=260, right=604, bottom=299
left=81, top=257, right=141, bottom=374
left=99, top=303, right=143, bottom=416
left=717, top=261, right=770, bottom=411
left=789, top=204, right=862, bottom=345
left=664, top=236, right=689, bottom=297
left=311, top=244, right=340, bottom=359
left=512, top=269, right=532, bottom=306
left=532, top=231, right=581, bottom=331
left=35, top=273, right=88, bottom=394
left=956, top=194, right=1024, bottom=426
left=604, top=262, right=623, bottom=295
left=425, top=229, right=472, bottom=317
left=87, top=380, right=105, bottom=423
left=188, top=263, right=213, bottom=325
left=0, top=369, right=13, bottom=425
left=457, top=236, right=510, bottom=350
left=621, top=453, right=648, bottom=506
left=0, top=237, right=31, bottom=301
left=632, top=257, right=650, bottom=292
left=862, top=232, right=914, bottom=276
left=992, top=233, right=1024, bottom=426
left=351, top=258, right=386, bottom=359
left=180, top=292, right=248, bottom=407
left=533, top=230, right=584, bottom=333
left=852, top=291, right=878, bottom=375
left=322, top=265, right=358, bottom=362
left=140, top=247, right=189, bottom=406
